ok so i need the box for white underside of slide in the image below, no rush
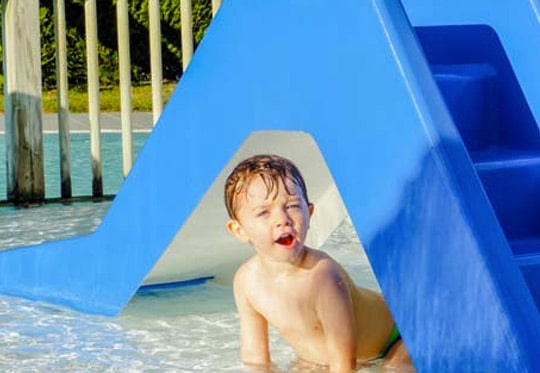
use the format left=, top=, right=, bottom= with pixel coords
left=143, top=131, right=348, bottom=286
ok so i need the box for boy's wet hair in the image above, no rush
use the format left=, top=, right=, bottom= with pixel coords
left=224, top=154, right=310, bottom=220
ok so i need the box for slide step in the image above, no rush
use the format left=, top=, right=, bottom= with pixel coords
left=432, top=63, right=499, bottom=153
left=473, top=151, right=540, bottom=171
left=473, top=157, right=540, bottom=242
left=513, top=238, right=540, bottom=313
left=511, top=238, right=540, bottom=262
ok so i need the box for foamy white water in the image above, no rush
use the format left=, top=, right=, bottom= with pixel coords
left=0, top=203, right=380, bottom=372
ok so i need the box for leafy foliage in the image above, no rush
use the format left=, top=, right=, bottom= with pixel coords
left=1, top=0, right=213, bottom=90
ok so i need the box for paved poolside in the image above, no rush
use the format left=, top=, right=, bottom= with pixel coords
left=0, top=112, right=154, bottom=133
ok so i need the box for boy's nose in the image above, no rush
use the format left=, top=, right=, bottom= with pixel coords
left=275, top=209, right=292, bottom=227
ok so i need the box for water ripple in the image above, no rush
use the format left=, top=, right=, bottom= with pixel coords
left=0, top=203, right=379, bottom=372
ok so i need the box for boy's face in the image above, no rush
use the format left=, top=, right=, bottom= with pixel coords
left=226, top=176, right=314, bottom=264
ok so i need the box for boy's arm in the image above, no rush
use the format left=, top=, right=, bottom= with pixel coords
left=315, top=262, right=357, bottom=373
left=233, top=269, right=271, bottom=370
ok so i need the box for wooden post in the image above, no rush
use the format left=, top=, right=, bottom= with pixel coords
left=211, top=0, right=222, bottom=17
left=54, top=0, right=72, bottom=199
left=85, top=0, right=103, bottom=197
left=2, top=0, right=45, bottom=204
left=180, top=0, right=194, bottom=71
left=116, top=0, right=133, bottom=177
left=149, top=0, right=163, bottom=125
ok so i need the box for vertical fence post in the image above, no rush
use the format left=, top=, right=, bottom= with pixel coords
left=211, top=0, right=222, bottom=17
left=116, top=0, right=133, bottom=178
left=53, top=0, right=72, bottom=199
left=2, top=0, right=45, bottom=204
left=180, top=0, right=194, bottom=71
left=149, top=0, right=163, bottom=125
left=84, top=0, right=103, bottom=197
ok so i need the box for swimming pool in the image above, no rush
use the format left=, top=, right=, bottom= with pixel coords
left=0, top=134, right=382, bottom=372
left=0, top=132, right=149, bottom=200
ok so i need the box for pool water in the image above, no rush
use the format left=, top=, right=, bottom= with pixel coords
left=0, top=133, right=384, bottom=372
left=0, top=132, right=149, bottom=200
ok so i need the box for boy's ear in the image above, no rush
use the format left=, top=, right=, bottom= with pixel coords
left=308, top=203, right=315, bottom=217
left=226, top=219, right=250, bottom=243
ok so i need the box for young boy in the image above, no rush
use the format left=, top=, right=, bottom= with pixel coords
left=224, top=154, right=413, bottom=373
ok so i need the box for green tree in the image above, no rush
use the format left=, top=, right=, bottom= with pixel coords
left=1, top=0, right=212, bottom=90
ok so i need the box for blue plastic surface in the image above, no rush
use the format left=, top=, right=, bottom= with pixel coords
left=0, top=0, right=540, bottom=371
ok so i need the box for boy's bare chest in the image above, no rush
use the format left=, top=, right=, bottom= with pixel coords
left=249, top=278, right=321, bottom=334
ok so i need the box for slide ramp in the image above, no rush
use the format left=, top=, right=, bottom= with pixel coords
left=0, top=0, right=540, bottom=371
left=391, top=1, right=540, bottom=371
left=142, top=131, right=347, bottom=287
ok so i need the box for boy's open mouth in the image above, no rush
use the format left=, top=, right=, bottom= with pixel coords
left=275, top=234, right=294, bottom=246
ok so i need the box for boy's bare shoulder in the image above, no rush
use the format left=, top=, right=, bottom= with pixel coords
left=233, top=256, right=260, bottom=288
left=303, top=248, right=349, bottom=283
left=304, top=248, right=341, bottom=270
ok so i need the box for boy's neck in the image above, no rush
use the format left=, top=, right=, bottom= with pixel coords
left=255, top=246, right=310, bottom=275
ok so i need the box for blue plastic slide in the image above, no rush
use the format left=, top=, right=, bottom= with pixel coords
left=1, top=0, right=540, bottom=371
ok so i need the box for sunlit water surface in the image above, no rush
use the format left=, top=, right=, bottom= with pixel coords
left=0, top=134, right=384, bottom=372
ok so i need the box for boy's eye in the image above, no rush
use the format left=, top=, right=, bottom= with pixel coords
left=287, top=204, right=301, bottom=210
left=256, top=210, right=269, bottom=217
